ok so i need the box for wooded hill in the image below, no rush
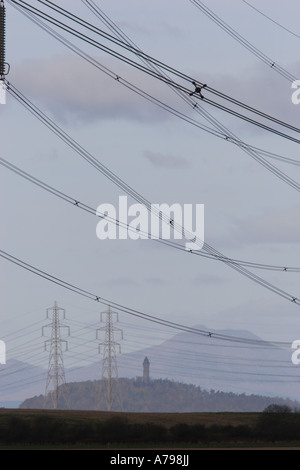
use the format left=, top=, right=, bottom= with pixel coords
left=19, top=378, right=300, bottom=412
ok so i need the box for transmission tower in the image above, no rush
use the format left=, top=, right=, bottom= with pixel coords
left=42, top=301, right=70, bottom=409
left=96, top=306, right=123, bottom=411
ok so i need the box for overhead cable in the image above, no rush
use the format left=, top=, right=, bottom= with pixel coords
left=188, top=0, right=297, bottom=82
left=6, top=1, right=300, bottom=193
left=241, top=0, right=300, bottom=41
left=4, top=85, right=300, bottom=307
left=0, top=248, right=293, bottom=347
left=7, top=0, right=300, bottom=141
left=1, top=154, right=300, bottom=274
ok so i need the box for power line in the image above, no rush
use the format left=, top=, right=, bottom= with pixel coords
left=6, top=2, right=300, bottom=194
left=7, top=2, right=300, bottom=170
left=1, top=332, right=298, bottom=395
left=36, top=0, right=300, bottom=133
left=1, top=1, right=299, bottom=352
left=36, top=0, right=300, bottom=136
left=4, top=4, right=230, bottom=141
left=80, top=0, right=300, bottom=171
left=0, top=308, right=297, bottom=392
left=4, top=84, right=300, bottom=304
left=188, top=0, right=297, bottom=83
left=8, top=1, right=300, bottom=194
left=2, top=0, right=300, bottom=400
left=1, top=299, right=298, bottom=393
left=0, top=248, right=299, bottom=349
left=1, top=154, right=300, bottom=274
left=78, top=0, right=300, bottom=197
left=7, top=0, right=300, bottom=142
left=2, top=9, right=296, bottom=314
left=241, top=0, right=300, bottom=41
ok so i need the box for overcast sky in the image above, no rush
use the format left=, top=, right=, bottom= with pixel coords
left=1, top=0, right=300, bottom=379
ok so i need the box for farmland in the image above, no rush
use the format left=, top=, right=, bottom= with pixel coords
left=0, top=408, right=300, bottom=450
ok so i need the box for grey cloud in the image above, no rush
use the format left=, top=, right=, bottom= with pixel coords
left=193, top=273, right=227, bottom=285
left=144, top=150, right=190, bottom=169
left=12, top=54, right=173, bottom=125
left=234, top=206, right=300, bottom=245
left=103, top=276, right=139, bottom=288
left=143, top=276, right=168, bottom=286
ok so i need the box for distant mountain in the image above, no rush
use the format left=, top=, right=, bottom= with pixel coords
left=0, top=359, right=47, bottom=407
left=2, top=325, right=300, bottom=408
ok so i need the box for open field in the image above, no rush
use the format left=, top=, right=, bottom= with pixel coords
left=0, top=407, right=261, bottom=428
left=1, top=408, right=300, bottom=450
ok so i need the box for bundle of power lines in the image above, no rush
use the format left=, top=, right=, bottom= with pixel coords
left=1, top=0, right=300, bottom=350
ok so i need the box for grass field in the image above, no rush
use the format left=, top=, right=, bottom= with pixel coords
left=0, top=407, right=261, bottom=427
left=0, top=408, right=299, bottom=450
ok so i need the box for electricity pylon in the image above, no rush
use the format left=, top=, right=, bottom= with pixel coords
left=96, top=306, right=123, bottom=411
left=42, top=301, right=70, bottom=409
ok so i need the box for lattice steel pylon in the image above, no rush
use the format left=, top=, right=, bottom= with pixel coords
left=42, top=301, right=70, bottom=409
left=96, top=306, right=123, bottom=411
